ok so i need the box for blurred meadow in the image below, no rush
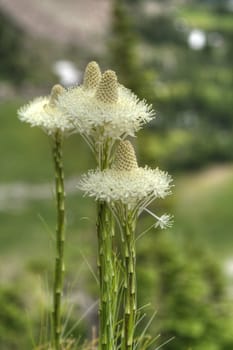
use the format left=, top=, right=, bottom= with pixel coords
left=0, top=0, right=233, bottom=349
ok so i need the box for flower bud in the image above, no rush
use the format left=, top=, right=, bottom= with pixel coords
left=114, top=140, right=138, bottom=171
left=83, top=61, right=101, bottom=89
left=96, top=70, right=118, bottom=104
left=49, top=84, right=65, bottom=107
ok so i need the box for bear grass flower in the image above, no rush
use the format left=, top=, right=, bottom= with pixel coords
left=18, top=84, right=73, bottom=348
left=78, top=140, right=173, bottom=350
left=18, top=84, right=75, bottom=136
left=57, top=62, right=155, bottom=140
left=79, top=167, right=171, bottom=208
left=78, top=140, right=173, bottom=220
left=17, top=59, right=173, bottom=349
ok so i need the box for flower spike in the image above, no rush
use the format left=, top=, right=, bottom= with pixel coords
left=49, top=84, right=65, bottom=107
left=96, top=70, right=118, bottom=104
left=114, top=140, right=138, bottom=171
left=83, top=61, right=101, bottom=89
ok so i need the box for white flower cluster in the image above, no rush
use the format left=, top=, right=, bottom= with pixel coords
left=58, top=84, right=154, bottom=139
left=18, top=62, right=154, bottom=140
left=78, top=167, right=172, bottom=208
left=18, top=87, right=75, bottom=136
left=79, top=140, right=173, bottom=226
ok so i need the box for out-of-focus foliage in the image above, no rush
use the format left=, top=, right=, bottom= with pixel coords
left=109, top=0, right=156, bottom=102
left=109, top=0, right=233, bottom=171
left=137, top=231, right=233, bottom=350
left=0, top=11, right=29, bottom=85
left=0, top=286, right=29, bottom=349
left=0, top=9, right=57, bottom=86
left=138, top=128, right=233, bottom=171
left=0, top=273, right=89, bottom=350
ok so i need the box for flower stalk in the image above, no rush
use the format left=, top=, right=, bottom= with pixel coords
left=97, top=201, right=116, bottom=350
left=79, top=140, right=173, bottom=349
left=52, top=131, right=66, bottom=349
left=92, top=70, right=121, bottom=350
left=18, top=84, right=72, bottom=349
left=122, top=211, right=137, bottom=350
left=96, top=140, right=118, bottom=350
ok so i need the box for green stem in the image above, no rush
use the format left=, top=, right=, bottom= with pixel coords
left=122, top=212, right=137, bottom=350
left=52, top=132, right=66, bottom=350
left=97, top=202, right=116, bottom=350
left=96, top=138, right=117, bottom=350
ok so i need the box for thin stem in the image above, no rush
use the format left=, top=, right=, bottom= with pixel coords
left=52, top=131, right=66, bottom=349
left=96, top=138, right=118, bottom=350
left=122, top=211, right=137, bottom=350
left=97, top=202, right=116, bottom=350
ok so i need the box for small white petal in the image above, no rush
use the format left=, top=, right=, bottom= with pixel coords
left=154, top=214, right=174, bottom=229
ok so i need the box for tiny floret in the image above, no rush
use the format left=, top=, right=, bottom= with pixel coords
left=154, top=214, right=174, bottom=229
left=96, top=70, right=118, bottom=104
left=18, top=85, right=75, bottom=136
left=83, top=61, right=101, bottom=89
left=145, top=208, right=174, bottom=229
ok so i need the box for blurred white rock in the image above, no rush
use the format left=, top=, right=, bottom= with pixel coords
left=53, top=60, right=81, bottom=87
left=188, top=29, right=206, bottom=50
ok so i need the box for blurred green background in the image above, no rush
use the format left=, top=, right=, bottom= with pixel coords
left=0, top=0, right=233, bottom=349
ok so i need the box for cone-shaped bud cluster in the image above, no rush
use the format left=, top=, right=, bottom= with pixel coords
left=49, top=84, right=65, bottom=107
left=114, top=140, right=138, bottom=171
left=96, top=70, right=118, bottom=104
left=83, top=61, right=101, bottom=89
